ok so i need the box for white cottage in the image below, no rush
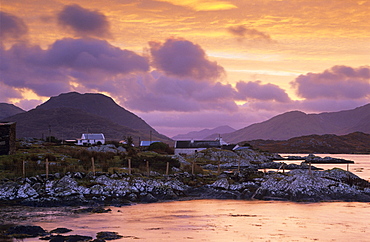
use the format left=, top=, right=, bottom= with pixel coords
left=76, top=133, right=105, bottom=146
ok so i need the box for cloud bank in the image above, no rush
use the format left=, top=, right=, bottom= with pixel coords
left=149, top=38, right=225, bottom=80
left=0, top=38, right=149, bottom=97
left=0, top=11, right=28, bottom=41
left=292, top=65, right=370, bottom=99
left=57, top=4, right=111, bottom=39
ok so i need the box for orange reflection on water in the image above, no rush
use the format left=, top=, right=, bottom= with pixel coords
left=29, top=199, right=370, bottom=241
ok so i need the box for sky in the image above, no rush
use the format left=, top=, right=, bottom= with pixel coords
left=1, top=0, right=369, bottom=137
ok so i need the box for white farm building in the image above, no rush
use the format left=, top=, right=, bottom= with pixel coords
left=76, top=133, right=105, bottom=146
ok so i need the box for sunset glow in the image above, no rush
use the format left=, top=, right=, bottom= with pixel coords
left=1, top=0, right=369, bottom=136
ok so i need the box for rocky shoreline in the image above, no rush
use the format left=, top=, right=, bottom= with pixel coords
left=1, top=163, right=370, bottom=241
left=1, top=165, right=370, bottom=208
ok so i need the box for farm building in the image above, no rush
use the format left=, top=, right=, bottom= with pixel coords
left=0, top=122, right=16, bottom=155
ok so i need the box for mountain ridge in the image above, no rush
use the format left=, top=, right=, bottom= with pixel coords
left=248, top=132, right=370, bottom=154
left=220, top=103, right=370, bottom=143
left=172, top=125, right=236, bottom=140
left=0, top=103, right=25, bottom=120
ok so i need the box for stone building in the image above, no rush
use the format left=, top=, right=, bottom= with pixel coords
left=0, top=122, right=16, bottom=155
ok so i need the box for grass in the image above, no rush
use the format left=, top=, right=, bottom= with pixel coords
left=0, top=142, right=181, bottom=180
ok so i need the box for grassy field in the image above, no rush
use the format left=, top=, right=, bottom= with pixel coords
left=0, top=140, right=180, bottom=180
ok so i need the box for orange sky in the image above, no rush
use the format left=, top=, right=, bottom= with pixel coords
left=1, top=0, right=369, bottom=136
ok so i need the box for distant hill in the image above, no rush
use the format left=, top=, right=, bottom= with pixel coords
left=248, top=132, right=370, bottom=154
left=0, top=103, right=25, bottom=120
left=172, top=125, right=236, bottom=140
left=221, top=103, right=370, bottom=143
left=2, top=92, right=171, bottom=143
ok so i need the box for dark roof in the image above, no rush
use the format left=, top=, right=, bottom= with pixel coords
left=81, top=133, right=105, bottom=140
left=140, top=141, right=161, bottom=146
left=175, top=140, right=221, bottom=149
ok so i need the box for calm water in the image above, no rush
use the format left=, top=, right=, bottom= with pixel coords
left=24, top=200, right=370, bottom=242
left=15, top=154, right=370, bottom=241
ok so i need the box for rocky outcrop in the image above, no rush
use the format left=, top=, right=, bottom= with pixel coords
left=279, top=154, right=355, bottom=164
left=1, top=166, right=369, bottom=205
left=186, top=168, right=370, bottom=202
left=0, top=172, right=190, bottom=206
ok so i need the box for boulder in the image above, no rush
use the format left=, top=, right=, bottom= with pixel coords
left=6, top=225, right=48, bottom=238
left=96, top=231, right=123, bottom=240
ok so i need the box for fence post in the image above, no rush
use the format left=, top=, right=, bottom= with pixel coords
left=23, top=160, right=26, bottom=178
left=238, top=158, right=240, bottom=173
left=128, top=158, right=131, bottom=175
left=146, top=160, right=150, bottom=176
left=218, top=160, right=221, bottom=175
left=166, top=162, right=169, bottom=176
left=91, top=157, right=96, bottom=176
left=45, top=158, right=49, bottom=180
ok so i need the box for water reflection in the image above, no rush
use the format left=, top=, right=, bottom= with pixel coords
left=24, top=200, right=370, bottom=242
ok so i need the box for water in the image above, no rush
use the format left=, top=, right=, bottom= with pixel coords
left=23, top=200, right=370, bottom=242
left=11, top=154, right=370, bottom=241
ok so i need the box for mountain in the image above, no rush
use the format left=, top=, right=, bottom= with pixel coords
left=37, top=92, right=154, bottom=132
left=172, top=125, right=236, bottom=140
left=248, top=132, right=370, bottom=154
left=0, top=103, right=25, bottom=120
left=221, top=103, right=370, bottom=143
left=2, top=92, right=171, bottom=143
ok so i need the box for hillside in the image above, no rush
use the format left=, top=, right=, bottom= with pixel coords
left=2, top=92, right=171, bottom=143
left=37, top=92, right=156, bottom=132
left=221, top=104, right=370, bottom=143
left=248, top=132, right=370, bottom=154
left=172, top=125, right=235, bottom=140
left=0, top=103, right=25, bottom=120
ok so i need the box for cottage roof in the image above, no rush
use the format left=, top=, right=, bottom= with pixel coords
left=81, top=133, right=105, bottom=140
left=175, top=140, right=221, bottom=149
left=140, top=141, right=161, bottom=147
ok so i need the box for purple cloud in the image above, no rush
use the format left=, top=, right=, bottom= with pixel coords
left=43, top=38, right=149, bottom=74
left=0, top=11, right=28, bottom=41
left=228, top=25, right=272, bottom=42
left=0, top=38, right=149, bottom=97
left=57, top=4, right=111, bottom=38
left=149, top=38, right=224, bottom=80
left=292, top=65, right=370, bottom=99
left=109, top=72, right=237, bottom=113
left=235, top=80, right=291, bottom=102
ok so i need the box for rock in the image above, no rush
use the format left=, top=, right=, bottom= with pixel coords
left=211, top=178, right=229, bottom=190
left=140, top=193, right=158, bottom=203
left=46, top=234, right=92, bottom=242
left=92, top=207, right=112, bottom=213
left=96, top=231, right=123, bottom=240
left=6, top=225, right=48, bottom=238
left=253, top=169, right=370, bottom=202
left=304, top=154, right=354, bottom=164
left=50, top=228, right=73, bottom=234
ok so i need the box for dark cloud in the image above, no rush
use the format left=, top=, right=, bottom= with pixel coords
left=228, top=25, right=272, bottom=42
left=57, top=4, right=111, bottom=38
left=110, top=72, right=237, bottom=113
left=0, top=11, right=28, bottom=41
left=235, top=80, right=291, bottom=102
left=0, top=38, right=149, bottom=97
left=43, top=38, right=149, bottom=73
left=292, top=65, right=370, bottom=99
left=149, top=38, right=225, bottom=81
